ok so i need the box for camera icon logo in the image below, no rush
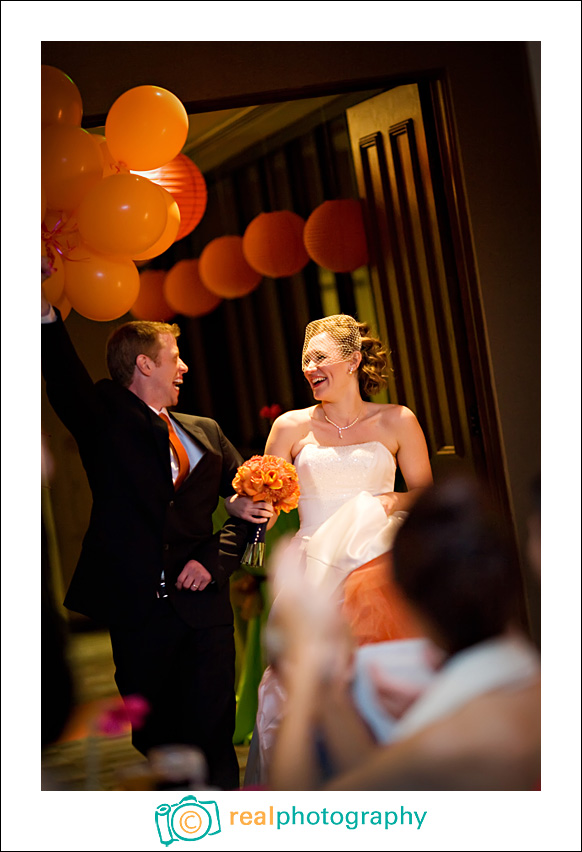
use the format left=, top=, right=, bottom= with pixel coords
left=155, top=795, right=221, bottom=845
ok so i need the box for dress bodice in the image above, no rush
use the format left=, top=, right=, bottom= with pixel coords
left=293, top=441, right=396, bottom=536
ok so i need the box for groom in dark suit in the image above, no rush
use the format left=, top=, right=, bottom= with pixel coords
left=41, top=279, right=249, bottom=789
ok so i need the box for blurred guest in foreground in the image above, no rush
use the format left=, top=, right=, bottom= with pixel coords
left=269, top=476, right=541, bottom=791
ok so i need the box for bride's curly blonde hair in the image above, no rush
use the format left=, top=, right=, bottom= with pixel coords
left=356, top=320, right=391, bottom=396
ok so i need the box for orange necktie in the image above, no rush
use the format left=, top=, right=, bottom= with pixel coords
left=159, top=412, right=190, bottom=490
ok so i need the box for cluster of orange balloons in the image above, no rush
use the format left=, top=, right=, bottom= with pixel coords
left=41, top=66, right=204, bottom=322
left=40, top=68, right=369, bottom=325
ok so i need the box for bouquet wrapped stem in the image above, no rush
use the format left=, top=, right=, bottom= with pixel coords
left=233, top=454, right=300, bottom=571
left=241, top=520, right=268, bottom=572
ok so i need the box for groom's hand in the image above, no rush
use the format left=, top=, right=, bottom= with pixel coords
left=176, top=559, right=212, bottom=591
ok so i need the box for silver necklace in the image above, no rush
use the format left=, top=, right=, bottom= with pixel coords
left=321, top=406, right=362, bottom=439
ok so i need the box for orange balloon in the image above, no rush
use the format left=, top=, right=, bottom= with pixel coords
left=90, top=134, right=130, bottom=178
left=41, top=187, right=47, bottom=222
left=54, top=293, right=72, bottom=321
left=130, top=269, right=175, bottom=321
left=43, top=208, right=71, bottom=231
left=164, top=259, right=222, bottom=317
left=105, top=85, right=189, bottom=171
left=131, top=187, right=181, bottom=260
left=199, top=236, right=262, bottom=298
left=41, top=66, right=83, bottom=128
left=77, top=173, right=168, bottom=257
left=63, top=243, right=140, bottom=322
left=41, top=125, right=103, bottom=212
left=41, top=243, right=65, bottom=303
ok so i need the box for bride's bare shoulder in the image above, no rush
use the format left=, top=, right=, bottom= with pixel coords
left=274, top=406, right=317, bottom=430
left=375, top=402, right=419, bottom=425
left=266, top=407, right=317, bottom=459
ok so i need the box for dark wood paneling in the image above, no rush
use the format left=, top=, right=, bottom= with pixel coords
left=349, top=86, right=479, bottom=478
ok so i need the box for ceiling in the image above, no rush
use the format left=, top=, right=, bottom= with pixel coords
left=180, top=94, right=351, bottom=173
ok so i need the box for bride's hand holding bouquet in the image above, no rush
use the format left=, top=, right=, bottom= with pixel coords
left=230, top=455, right=300, bottom=570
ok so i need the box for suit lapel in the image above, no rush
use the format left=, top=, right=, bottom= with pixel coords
left=169, top=413, right=215, bottom=489
left=171, top=413, right=215, bottom=455
left=149, top=407, right=177, bottom=486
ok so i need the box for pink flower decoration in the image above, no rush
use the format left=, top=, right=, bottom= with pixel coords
left=96, top=694, right=150, bottom=737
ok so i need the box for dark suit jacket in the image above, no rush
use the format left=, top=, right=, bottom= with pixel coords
left=41, top=313, right=248, bottom=630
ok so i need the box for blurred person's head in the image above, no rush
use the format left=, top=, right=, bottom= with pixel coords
left=392, top=476, right=519, bottom=656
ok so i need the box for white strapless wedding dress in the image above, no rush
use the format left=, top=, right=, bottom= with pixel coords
left=293, top=441, right=406, bottom=594
left=244, top=442, right=423, bottom=786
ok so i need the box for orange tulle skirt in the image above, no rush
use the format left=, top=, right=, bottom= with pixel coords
left=341, top=552, right=423, bottom=646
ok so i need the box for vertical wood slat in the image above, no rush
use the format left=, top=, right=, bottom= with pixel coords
left=390, top=115, right=470, bottom=462
left=358, top=132, right=406, bottom=407
left=388, top=118, right=454, bottom=455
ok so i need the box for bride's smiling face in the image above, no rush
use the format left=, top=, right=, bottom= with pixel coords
left=302, top=332, right=357, bottom=399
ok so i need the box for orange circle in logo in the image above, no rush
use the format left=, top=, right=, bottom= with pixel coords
left=179, top=809, right=202, bottom=834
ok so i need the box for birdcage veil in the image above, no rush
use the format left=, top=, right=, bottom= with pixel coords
left=301, top=315, right=362, bottom=370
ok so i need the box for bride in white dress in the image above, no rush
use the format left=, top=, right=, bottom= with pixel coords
left=229, top=314, right=433, bottom=784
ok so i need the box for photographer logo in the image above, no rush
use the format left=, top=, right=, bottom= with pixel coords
left=155, top=795, right=221, bottom=845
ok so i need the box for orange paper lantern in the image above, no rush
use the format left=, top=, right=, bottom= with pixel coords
left=41, top=65, right=83, bottom=128
left=164, top=259, right=222, bottom=318
left=132, top=154, right=207, bottom=242
left=242, top=211, right=309, bottom=278
left=199, top=236, right=262, bottom=299
left=105, top=85, right=189, bottom=171
left=303, top=199, right=368, bottom=272
left=131, top=269, right=175, bottom=321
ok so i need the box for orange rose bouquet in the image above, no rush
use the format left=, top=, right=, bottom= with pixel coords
left=232, top=454, right=300, bottom=570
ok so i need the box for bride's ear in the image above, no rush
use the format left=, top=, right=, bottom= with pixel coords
left=349, top=352, right=362, bottom=373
